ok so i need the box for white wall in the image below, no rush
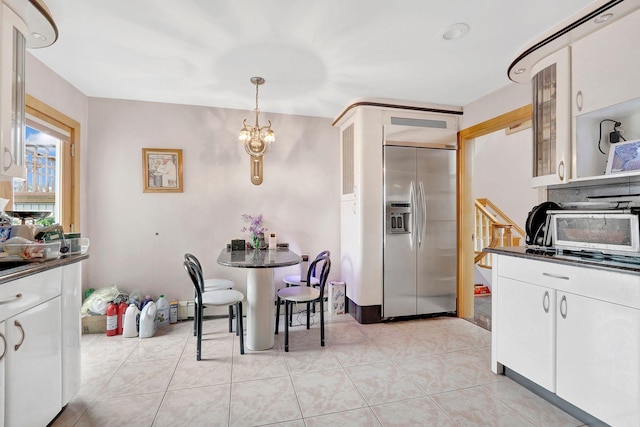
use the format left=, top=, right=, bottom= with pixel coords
left=473, top=127, right=540, bottom=231
left=461, top=81, right=531, bottom=129
left=26, top=53, right=340, bottom=303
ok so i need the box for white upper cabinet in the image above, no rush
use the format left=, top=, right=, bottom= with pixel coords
left=0, top=0, right=57, bottom=181
left=531, top=48, right=571, bottom=187
left=0, top=3, right=27, bottom=180
left=572, top=9, right=640, bottom=117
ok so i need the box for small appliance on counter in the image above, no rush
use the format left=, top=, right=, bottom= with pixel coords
left=525, top=195, right=640, bottom=263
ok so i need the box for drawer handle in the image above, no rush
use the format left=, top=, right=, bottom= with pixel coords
left=543, top=272, right=569, bottom=280
left=0, top=293, right=22, bottom=304
left=14, top=320, right=24, bottom=351
left=0, top=333, right=5, bottom=361
left=560, top=295, right=568, bottom=319
left=542, top=291, right=550, bottom=313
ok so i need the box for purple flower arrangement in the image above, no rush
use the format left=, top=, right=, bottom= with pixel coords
left=241, top=213, right=267, bottom=249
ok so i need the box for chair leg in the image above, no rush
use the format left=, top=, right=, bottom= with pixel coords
left=196, top=301, right=203, bottom=361
left=237, top=302, right=244, bottom=355
left=289, top=300, right=293, bottom=326
left=284, top=300, right=289, bottom=352
left=193, top=301, right=198, bottom=337
left=320, top=297, right=325, bottom=347
left=306, top=302, right=311, bottom=329
left=229, top=305, right=234, bottom=334
left=275, top=296, right=280, bottom=335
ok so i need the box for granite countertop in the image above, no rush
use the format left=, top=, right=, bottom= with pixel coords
left=0, top=253, right=89, bottom=285
left=217, top=247, right=301, bottom=269
left=484, top=246, right=640, bottom=276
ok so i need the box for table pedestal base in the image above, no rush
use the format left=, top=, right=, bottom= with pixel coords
left=246, top=268, right=275, bottom=350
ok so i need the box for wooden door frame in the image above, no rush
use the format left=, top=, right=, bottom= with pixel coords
left=456, top=104, right=532, bottom=318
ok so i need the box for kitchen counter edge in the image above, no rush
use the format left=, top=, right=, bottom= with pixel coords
left=484, top=246, right=640, bottom=276
left=0, top=253, right=89, bottom=284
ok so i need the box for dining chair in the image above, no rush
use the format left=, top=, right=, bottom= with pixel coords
left=184, top=253, right=235, bottom=336
left=183, top=259, right=245, bottom=360
left=281, top=250, right=330, bottom=325
left=275, top=254, right=331, bottom=352
left=184, top=253, right=235, bottom=291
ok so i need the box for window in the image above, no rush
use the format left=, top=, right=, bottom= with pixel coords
left=1, top=95, right=81, bottom=232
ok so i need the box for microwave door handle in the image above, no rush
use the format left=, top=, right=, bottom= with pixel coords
left=544, top=214, right=553, bottom=246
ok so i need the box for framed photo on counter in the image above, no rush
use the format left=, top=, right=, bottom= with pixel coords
left=142, top=148, right=183, bottom=193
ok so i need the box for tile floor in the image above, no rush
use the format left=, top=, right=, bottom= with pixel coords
left=52, top=312, right=585, bottom=427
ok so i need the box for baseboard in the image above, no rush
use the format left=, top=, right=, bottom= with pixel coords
left=346, top=298, right=382, bottom=324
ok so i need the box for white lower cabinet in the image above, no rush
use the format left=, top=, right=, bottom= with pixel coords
left=496, top=277, right=556, bottom=391
left=493, top=255, right=640, bottom=426
left=5, top=296, right=62, bottom=427
left=556, top=292, right=640, bottom=427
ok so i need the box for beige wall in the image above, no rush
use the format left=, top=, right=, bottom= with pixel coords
left=461, top=81, right=531, bottom=130
left=26, top=53, right=340, bottom=302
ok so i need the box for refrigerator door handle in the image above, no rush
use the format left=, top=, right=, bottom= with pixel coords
left=418, top=181, right=426, bottom=248
left=410, top=180, right=416, bottom=250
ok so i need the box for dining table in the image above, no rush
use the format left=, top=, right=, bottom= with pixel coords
left=217, top=247, right=301, bottom=350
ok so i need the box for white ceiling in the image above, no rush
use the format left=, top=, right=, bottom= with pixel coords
left=29, top=0, right=597, bottom=119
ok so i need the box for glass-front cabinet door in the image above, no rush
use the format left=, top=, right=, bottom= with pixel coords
left=531, top=47, right=571, bottom=187
left=0, top=4, right=27, bottom=180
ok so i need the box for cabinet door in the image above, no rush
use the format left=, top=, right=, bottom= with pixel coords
left=556, top=292, right=640, bottom=426
left=0, top=5, right=28, bottom=179
left=531, top=47, right=571, bottom=187
left=496, top=277, right=556, bottom=391
left=572, top=9, right=640, bottom=116
left=5, top=297, right=62, bottom=427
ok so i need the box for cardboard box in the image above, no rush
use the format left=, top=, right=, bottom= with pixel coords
left=82, top=315, right=106, bottom=334
left=328, top=281, right=346, bottom=315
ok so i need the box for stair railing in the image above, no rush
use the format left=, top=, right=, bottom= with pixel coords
left=474, top=198, right=525, bottom=268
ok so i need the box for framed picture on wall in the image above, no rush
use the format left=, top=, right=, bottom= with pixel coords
left=142, top=148, right=183, bottom=193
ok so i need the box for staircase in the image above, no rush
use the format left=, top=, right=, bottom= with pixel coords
left=474, top=198, right=525, bottom=269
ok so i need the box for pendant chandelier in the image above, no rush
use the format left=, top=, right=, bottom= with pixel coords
left=239, top=77, right=275, bottom=185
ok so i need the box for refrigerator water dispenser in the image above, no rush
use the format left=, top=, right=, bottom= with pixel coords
left=386, top=202, right=411, bottom=234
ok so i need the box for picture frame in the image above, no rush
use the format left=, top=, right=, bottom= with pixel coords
left=142, top=148, right=183, bottom=193
left=605, top=139, right=640, bottom=174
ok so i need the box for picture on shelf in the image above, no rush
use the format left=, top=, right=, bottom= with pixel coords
left=606, top=139, right=640, bottom=174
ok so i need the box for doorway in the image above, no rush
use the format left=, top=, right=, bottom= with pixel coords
left=457, top=105, right=533, bottom=328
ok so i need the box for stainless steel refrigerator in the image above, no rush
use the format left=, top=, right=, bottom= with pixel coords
left=383, top=145, right=457, bottom=318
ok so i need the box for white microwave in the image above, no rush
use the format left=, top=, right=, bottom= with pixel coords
left=549, top=210, right=640, bottom=255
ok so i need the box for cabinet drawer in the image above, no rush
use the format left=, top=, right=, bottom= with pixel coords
left=0, top=268, right=61, bottom=322
left=496, top=256, right=640, bottom=310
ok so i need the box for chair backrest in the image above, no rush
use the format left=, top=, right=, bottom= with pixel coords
left=310, top=250, right=330, bottom=278
left=184, top=253, right=203, bottom=271
left=308, top=254, right=331, bottom=295
left=184, top=259, right=205, bottom=298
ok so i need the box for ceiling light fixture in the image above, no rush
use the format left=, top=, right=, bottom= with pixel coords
left=441, top=23, right=470, bottom=41
left=594, top=13, right=613, bottom=24
left=239, top=76, right=275, bottom=186
left=31, top=32, right=46, bottom=41
left=514, top=68, right=526, bottom=75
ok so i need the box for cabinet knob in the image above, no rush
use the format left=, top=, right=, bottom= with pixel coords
left=560, top=295, right=568, bottom=319
left=543, top=291, right=550, bottom=313
left=14, top=320, right=25, bottom=351
left=576, top=90, right=583, bottom=112
left=0, top=333, right=5, bottom=361
left=557, top=160, right=565, bottom=181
